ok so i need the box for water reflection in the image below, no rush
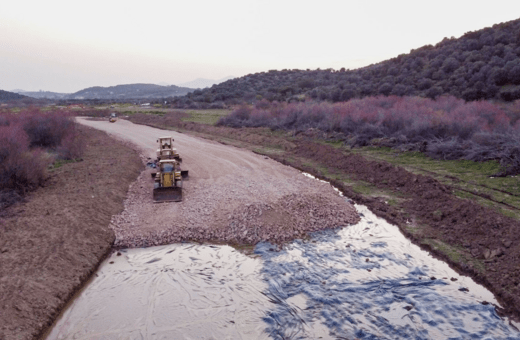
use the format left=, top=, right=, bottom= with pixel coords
left=257, top=205, right=520, bottom=339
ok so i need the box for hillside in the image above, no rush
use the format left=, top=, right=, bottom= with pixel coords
left=0, top=89, right=27, bottom=101
left=14, top=84, right=194, bottom=100
left=12, top=90, right=68, bottom=99
left=68, top=83, right=193, bottom=99
left=174, top=18, right=520, bottom=106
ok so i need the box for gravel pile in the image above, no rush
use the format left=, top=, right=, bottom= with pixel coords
left=109, top=158, right=359, bottom=248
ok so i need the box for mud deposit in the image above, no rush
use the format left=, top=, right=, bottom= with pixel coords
left=47, top=204, right=520, bottom=339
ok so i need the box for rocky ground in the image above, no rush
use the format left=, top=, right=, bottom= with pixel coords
left=77, top=118, right=360, bottom=250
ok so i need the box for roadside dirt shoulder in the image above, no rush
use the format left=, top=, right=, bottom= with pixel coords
left=0, top=126, right=142, bottom=340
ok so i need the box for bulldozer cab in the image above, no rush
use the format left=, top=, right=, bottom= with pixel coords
left=156, top=136, right=183, bottom=162
left=158, top=137, right=173, bottom=150
left=160, top=161, right=175, bottom=172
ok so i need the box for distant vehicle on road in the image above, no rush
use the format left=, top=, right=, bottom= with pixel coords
left=109, top=112, right=117, bottom=123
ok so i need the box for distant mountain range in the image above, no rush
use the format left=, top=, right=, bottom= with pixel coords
left=11, top=77, right=236, bottom=100
left=12, top=90, right=68, bottom=99
left=0, top=89, right=27, bottom=101
left=13, top=83, right=194, bottom=100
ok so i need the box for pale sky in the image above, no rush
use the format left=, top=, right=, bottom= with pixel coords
left=2, top=0, right=520, bottom=93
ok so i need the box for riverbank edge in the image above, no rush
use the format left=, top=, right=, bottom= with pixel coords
left=125, top=116, right=520, bottom=323
left=0, top=126, right=143, bottom=340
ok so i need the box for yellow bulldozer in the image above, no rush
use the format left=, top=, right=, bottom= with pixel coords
left=109, top=112, right=117, bottom=123
left=152, top=159, right=188, bottom=202
left=156, top=136, right=181, bottom=162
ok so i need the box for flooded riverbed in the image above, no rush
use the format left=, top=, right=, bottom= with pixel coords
left=47, top=192, right=520, bottom=339
left=47, top=244, right=270, bottom=339
left=257, top=204, right=519, bottom=339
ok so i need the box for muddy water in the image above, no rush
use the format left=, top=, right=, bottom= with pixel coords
left=257, top=204, right=520, bottom=339
left=47, top=244, right=270, bottom=339
left=47, top=186, right=520, bottom=339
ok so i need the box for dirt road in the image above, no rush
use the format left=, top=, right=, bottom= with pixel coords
left=76, top=118, right=359, bottom=247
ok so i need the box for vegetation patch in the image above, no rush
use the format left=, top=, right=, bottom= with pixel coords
left=50, top=158, right=81, bottom=170
left=422, top=238, right=467, bottom=264
left=218, top=97, right=520, bottom=176
left=180, top=109, right=232, bottom=125
left=0, top=108, right=85, bottom=210
left=171, top=18, right=520, bottom=107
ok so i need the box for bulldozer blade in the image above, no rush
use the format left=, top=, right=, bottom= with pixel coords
left=181, top=170, right=189, bottom=179
left=153, top=187, right=182, bottom=203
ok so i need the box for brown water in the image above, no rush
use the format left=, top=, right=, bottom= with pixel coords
left=47, top=244, right=270, bottom=339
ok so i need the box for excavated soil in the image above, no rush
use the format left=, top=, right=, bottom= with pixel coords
left=0, top=126, right=142, bottom=340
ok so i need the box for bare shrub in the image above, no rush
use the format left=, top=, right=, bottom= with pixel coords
left=0, top=125, right=50, bottom=194
left=0, top=108, right=85, bottom=209
left=0, top=189, right=23, bottom=212
left=217, top=96, right=520, bottom=175
left=22, top=110, right=73, bottom=148
left=56, top=128, right=85, bottom=160
left=209, top=102, right=225, bottom=109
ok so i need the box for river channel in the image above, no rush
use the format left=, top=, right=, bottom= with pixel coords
left=47, top=176, right=520, bottom=339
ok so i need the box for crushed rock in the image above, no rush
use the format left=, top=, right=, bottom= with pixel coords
left=110, top=156, right=359, bottom=248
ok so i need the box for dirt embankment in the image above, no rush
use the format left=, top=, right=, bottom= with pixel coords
left=0, top=126, right=142, bottom=340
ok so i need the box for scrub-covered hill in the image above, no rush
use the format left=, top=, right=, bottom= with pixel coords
left=174, top=17, right=520, bottom=107
left=68, top=83, right=193, bottom=100
left=0, top=90, right=27, bottom=101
